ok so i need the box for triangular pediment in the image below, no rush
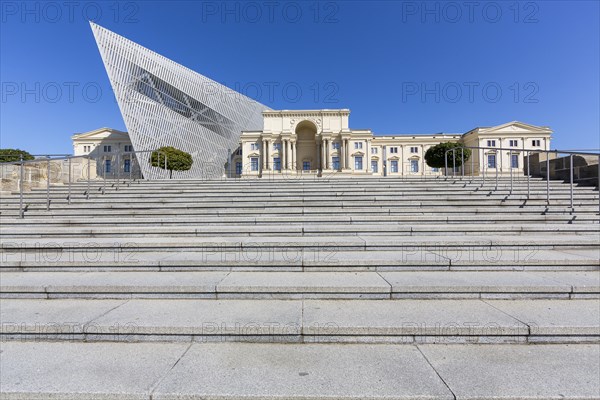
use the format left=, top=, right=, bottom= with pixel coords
left=479, top=121, right=552, bottom=135
left=72, top=128, right=129, bottom=140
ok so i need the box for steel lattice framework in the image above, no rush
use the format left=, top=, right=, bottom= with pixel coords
left=90, top=22, right=269, bottom=179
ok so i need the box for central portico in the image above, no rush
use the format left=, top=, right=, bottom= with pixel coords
left=239, top=109, right=361, bottom=176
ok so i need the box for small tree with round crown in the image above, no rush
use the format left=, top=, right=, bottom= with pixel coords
left=149, top=146, right=193, bottom=178
left=425, top=142, right=471, bottom=173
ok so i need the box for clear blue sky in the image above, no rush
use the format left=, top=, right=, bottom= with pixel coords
left=1, top=0, right=599, bottom=154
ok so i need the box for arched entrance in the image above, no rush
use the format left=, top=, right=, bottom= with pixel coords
left=295, top=120, right=318, bottom=171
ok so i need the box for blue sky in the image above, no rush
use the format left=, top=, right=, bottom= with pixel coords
left=1, top=0, right=599, bottom=154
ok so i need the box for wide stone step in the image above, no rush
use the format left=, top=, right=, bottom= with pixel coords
left=2, top=214, right=599, bottom=226
left=2, top=208, right=596, bottom=219
left=2, top=236, right=598, bottom=272
left=1, top=271, right=597, bottom=299
left=2, top=234, right=598, bottom=252
left=1, top=223, right=599, bottom=239
left=3, top=194, right=598, bottom=205
left=3, top=342, right=598, bottom=399
left=1, top=298, right=598, bottom=343
left=4, top=207, right=599, bottom=219
left=5, top=189, right=598, bottom=199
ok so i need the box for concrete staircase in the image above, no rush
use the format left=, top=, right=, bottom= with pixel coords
left=1, top=176, right=599, bottom=399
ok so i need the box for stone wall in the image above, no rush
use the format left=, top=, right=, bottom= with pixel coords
left=525, top=153, right=599, bottom=187
left=0, top=158, right=97, bottom=193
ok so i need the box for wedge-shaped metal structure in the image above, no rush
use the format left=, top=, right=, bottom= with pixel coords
left=90, top=22, right=269, bottom=179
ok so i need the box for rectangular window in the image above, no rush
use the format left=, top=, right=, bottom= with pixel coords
left=273, top=157, right=281, bottom=171
left=104, top=159, right=111, bottom=173
left=487, top=154, right=496, bottom=168
left=303, top=161, right=311, bottom=171
left=390, top=160, right=398, bottom=173
left=250, top=143, right=260, bottom=151
left=390, top=147, right=398, bottom=154
left=103, top=145, right=112, bottom=153
left=511, top=154, right=519, bottom=168
left=124, top=145, right=133, bottom=152
left=509, top=140, right=518, bottom=147
left=410, top=147, right=418, bottom=153
left=487, top=140, right=496, bottom=147
left=532, top=140, right=541, bottom=147
left=354, top=156, right=363, bottom=170
left=236, top=162, right=242, bottom=175
left=354, top=142, right=363, bottom=149
left=273, top=143, right=281, bottom=151
left=431, top=167, right=439, bottom=172
left=371, top=160, right=378, bottom=173
left=410, top=159, right=419, bottom=172
left=123, top=159, right=131, bottom=173
left=371, top=147, right=378, bottom=154
left=332, top=142, right=340, bottom=150
left=332, top=156, right=340, bottom=170
left=250, top=157, right=259, bottom=171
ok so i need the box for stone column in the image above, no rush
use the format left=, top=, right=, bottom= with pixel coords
left=321, top=141, right=326, bottom=170
left=285, top=140, right=291, bottom=170
left=266, top=140, right=271, bottom=170
left=291, top=142, right=296, bottom=170
left=339, top=139, right=344, bottom=170
left=400, top=146, right=404, bottom=175
left=325, top=140, right=329, bottom=169
left=366, top=140, right=371, bottom=173
left=345, top=139, right=350, bottom=169
left=316, top=143, right=321, bottom=171
left=262, top=139, right=267, bottom=170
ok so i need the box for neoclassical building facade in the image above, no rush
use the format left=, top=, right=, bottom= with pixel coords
left=72, top=109, right=553, bottom=179
left=234, top=109, right=552, bottom=178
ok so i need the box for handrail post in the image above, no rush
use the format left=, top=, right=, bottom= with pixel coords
left=597, top=155, right=600, bottom=216
left=116, top=152, right=120, bottom=191
left=470, top=149, right=474, bottom=180
left=452, top=149, right=456, bottom=178
left=444, top=150, right=448, bottom=179
left=227, top=148, right=232, bottom=179
left=546, top=155, right=550, bottom=204
left=87, top=156, right=91, bottom=200
left=46, top=156, right=50, bottom=211
left=482, top=149, right=486, bottom=187
left=461, top=148, right=464, bottom=180
left=495, top=151, right=498, bottom=191
left=103, top=156, right=106, bottom=195
left=570, top=154, right=574, bottom=211
left=165, top=153, right=169, bottom=179
left=526, top=150, right=530, bottom=200
left=19, top=155, right=24, bottom=219
left=509, top=151, right=513, bottom=195
left=68, top=157, right=72, bottom=205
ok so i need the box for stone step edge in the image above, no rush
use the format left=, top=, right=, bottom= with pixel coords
left=2, top=333, right=598, bottom=344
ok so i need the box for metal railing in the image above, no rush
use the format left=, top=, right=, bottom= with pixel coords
left=1, top=149, right=168, bottom=219
left=444, top=146, right=600, bottom=213
left=96, top=149, right=168, bottom=194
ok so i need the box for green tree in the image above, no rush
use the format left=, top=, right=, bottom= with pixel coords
left=424, top=142, right=471, bottom=170
left=149, top=146, right=193, bottom=178
left=0, top=149, right=35, bottom=163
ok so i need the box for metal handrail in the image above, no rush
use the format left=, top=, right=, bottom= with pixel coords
left=96, top=149, right=168, bottom=193
left=9, top=148, right=169, bottom=218
left=445, top=145, right=600, bottom=214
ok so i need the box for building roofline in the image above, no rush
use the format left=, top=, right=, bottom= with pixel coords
left=72, top=127, right=128, bottom=139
